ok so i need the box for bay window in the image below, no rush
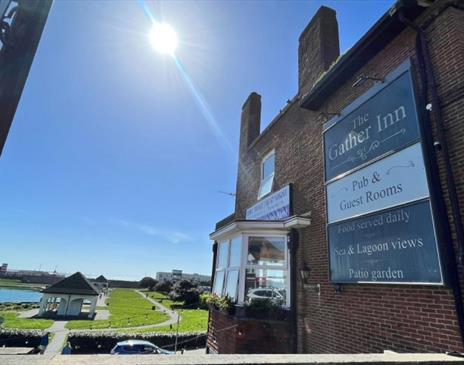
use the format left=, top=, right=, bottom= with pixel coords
left=213, top=234, right=289, bottom=307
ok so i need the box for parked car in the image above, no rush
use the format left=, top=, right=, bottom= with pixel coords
left=247, top=288, right=285, bottom=304
left=111, top=340, right=173, bottom=355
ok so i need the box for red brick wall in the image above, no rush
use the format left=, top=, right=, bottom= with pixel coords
left=207, top=309, right=291, bottom=354
left=227, top=1, right=464, bottom=355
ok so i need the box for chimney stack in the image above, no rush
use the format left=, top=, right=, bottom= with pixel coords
left=239, top=92, right=261, bottom=153
left=298, top=6, right=340, bottom=96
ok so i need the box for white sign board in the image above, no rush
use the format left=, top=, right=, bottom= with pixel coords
left=327, top=143, right=429, bottom=223
left=246, top=185, right=290, bottom=221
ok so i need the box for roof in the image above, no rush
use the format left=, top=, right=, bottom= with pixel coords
left=42, top=272, right=99, bottom=296
left=94, top=275, right=108, bottom=283
left=300, top=0, right=427, bottom=110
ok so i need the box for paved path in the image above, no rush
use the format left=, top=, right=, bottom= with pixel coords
left=96, top=293, right=107, bottom=307
left=18, top=308, right=39, bottom=318
left=44, top=321, right=69, bottom=355
left=135, top=290, right=180, bottom=327
left=94, top=309, right=110, bottom=320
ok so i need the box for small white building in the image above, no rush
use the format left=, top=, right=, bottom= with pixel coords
left=38, top=272, right=99, bottom=318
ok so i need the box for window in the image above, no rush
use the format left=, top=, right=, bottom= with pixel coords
left=245, top=236, right=288, bottom=306
left=247, top=236, right=285, bottom=266
left=212, top=270, right=225, bottom=296
left=212, top=237, right=242, bottom=301
left=213, top=234, right=289, bottom=307
left=258, top=151, right=275, bottom=199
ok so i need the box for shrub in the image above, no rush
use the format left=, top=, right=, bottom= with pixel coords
left=0, top=329, right=44, bottom=347
left=203, top=294, right=233, bottom=313
left=67, top=331, right=206, bottom=354
left=154, top=280, right=173, bottom=294
left=169, top=280, right=200, bottom=306
left=139, top=277, right=158, bottom=291
left=243, top=298, right=288, bottom=320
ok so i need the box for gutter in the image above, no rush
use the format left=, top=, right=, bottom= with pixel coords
left=289, top=229, right=299, bottom=353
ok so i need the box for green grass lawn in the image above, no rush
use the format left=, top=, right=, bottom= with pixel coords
left=147, top=291, right=181, bottom=309
left=123, top=291, right=209, bottom=334
left=124, top=309, right=208, bottom=334
left=0, top=311, right=53, bottom=330
left=65, top=289, right=169, bottom=330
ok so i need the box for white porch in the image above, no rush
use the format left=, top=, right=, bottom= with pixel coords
left=38, top=293, right=98, bottom=318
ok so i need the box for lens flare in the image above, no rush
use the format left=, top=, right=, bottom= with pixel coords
left=149, top=23, right=178, bottom=56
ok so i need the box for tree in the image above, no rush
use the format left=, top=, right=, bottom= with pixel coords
left=154, top=280, right=173, bottom=294
left=169, top=279, right=200, bottom=305
left=139, top=277, right=158, bottom=291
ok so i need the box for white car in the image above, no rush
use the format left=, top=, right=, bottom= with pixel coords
left=111, top=340, right=173, bottom=355
left=247, top=288, right=285, bottom=303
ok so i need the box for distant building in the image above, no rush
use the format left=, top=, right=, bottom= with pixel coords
left=0, top=266, right=65, bottom=284
left=39, top=272, right=99, bottom=318
left=156, top=270, right=210, bottom=283
left=91, top=275, right=109, bottom=294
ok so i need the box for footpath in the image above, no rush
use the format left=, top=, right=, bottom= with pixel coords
left=44, top=321, right=69, bottom=355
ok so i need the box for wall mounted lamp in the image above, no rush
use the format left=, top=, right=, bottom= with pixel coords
left=352, top=74, right=384, bottom=88
left=300, top=264, right=311, bottom=282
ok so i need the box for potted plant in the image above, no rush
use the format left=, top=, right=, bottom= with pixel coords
left=243, top=298, right=288, bottom=320
left=202, top=294, right=234, bottom=315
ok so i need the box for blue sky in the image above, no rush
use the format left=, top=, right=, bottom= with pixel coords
left=0, top=0, right=394, bottom=280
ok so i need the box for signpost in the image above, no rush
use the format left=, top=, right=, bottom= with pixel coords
left=327, top=143, right=429, bottom=223
left=324, top=71, right=420, bottom=181
left=323, top=60, right=443, bottom=284
left=328, top=200, right=442, bottom=283
left=246, top=185, right=291, bottom=221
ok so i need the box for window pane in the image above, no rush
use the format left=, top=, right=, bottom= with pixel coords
left=224, top=269, right=239, bottom=302
left=213, top=270, right=225, bottom=295
left=245, top=268, right=286, bottom=305
left=229, top=237, right=242, bottom=267
left=258, top=174, right=273, bottom=199
left=247, top=236, right=285, bottom=266
left=217, top=241, right=229, bottom=268
left=263, top=153, right=275, bottom=179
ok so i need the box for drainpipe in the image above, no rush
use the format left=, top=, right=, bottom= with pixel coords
left=289, top=229, right=299, bottom=353
left=398, top=3, right=464, bottom=349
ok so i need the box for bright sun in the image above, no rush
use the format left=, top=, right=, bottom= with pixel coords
left=149, top=23, right=178, bottom=56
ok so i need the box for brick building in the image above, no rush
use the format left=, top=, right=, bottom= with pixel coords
left=208, top=0, right=464, bottom=354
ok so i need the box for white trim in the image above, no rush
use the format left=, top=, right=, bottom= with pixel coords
left=210, top=215, right=310, bottom=241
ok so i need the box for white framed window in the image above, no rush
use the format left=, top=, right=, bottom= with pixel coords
left=258, top=150, right=275, bottom=199
left=212, top=237, right=242, bottom=302
left=213, top=233, right=289, bottom=307
left=243, top=235, right=289, bottom=307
